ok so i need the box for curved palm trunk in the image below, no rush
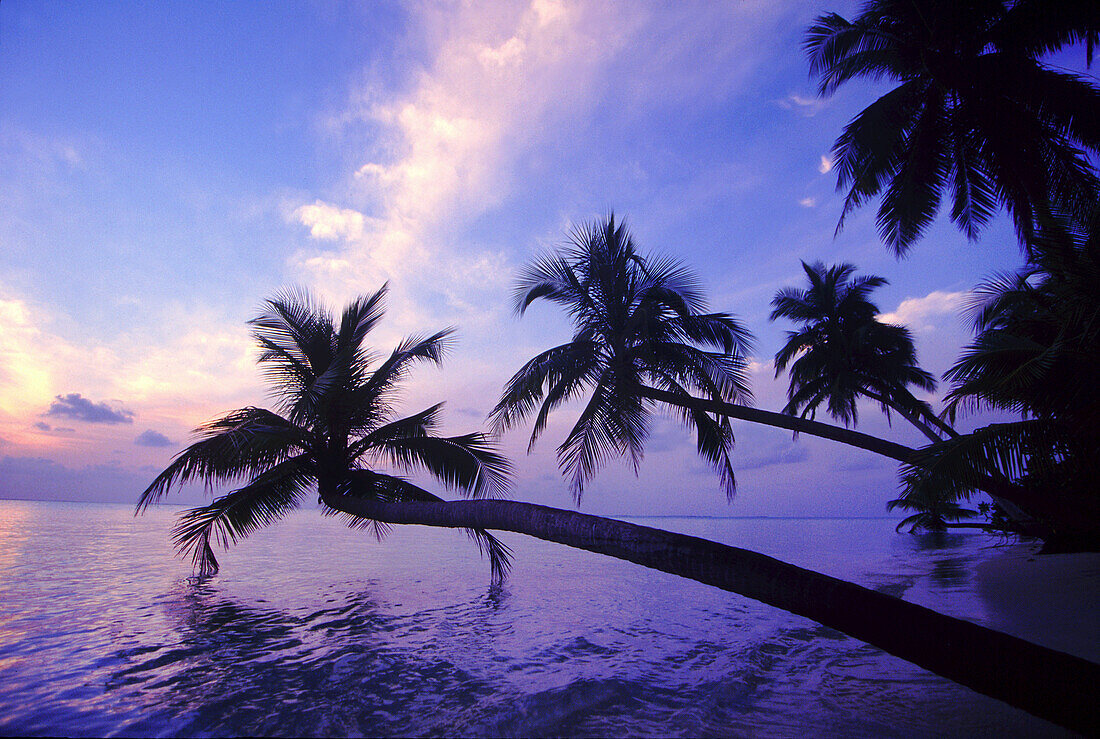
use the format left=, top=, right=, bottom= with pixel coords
left=321, top=492, right=1099, bottom=735
left=860, top=388, right=952, bottom=443
left=860, top=389, right=1035, bottom=526
left=637, top=385, right=1077, bottom=530
left=642, top=386, right=919, bottom=461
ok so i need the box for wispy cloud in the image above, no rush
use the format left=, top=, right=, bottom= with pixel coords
left=44, top=393, right=134, bottom=425
left=292, top=200, right=367, bottom=241
left=736, top=438, right=809, bottom=471
left=777, top=92, right=825, bottom=117
left=798, top=197, right=816, bottom=208
left=818, top=155, right=833, bottom=174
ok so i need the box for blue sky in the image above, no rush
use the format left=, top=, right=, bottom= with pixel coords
left=0, top=0, right=1069, bottom=518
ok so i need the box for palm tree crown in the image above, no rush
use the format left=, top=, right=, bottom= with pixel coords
left=805, top=0, right=1100, bottom=254
left=490, top=215, right=753, bottom=501
left=138, top=286, right=513, bottom=579
left=770, top=261, right=937, bottom=430
left=915, top=212, right=1100, bottom=510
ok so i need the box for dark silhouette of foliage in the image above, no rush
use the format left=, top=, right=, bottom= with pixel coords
left=490, top=214, right=753, bottom=501
left=900, top=210, right=1100, bottom=538
left=805, top=0, right=1100, bottom=254
left=770, top=261, right=944, bottom=438
left=138, top=286, right=513, bottom=579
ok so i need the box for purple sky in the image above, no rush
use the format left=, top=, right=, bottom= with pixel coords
left=0, top=1, right=1078, bottom=519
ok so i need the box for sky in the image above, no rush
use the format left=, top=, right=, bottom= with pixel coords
left=0, top=0, right=1078, bottom=520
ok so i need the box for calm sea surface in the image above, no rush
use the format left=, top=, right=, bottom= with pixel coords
left=0, top=500, right=1081, bottom=737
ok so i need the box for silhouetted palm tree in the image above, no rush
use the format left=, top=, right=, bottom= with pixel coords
left=887, top=485, right=980, bottom=532
left=805, top=0, right=1100, bottom=254
left=900, top=209, right=1100, bottom=538
left=490, top=215, right=752, bottom=500
left=136, top=277, right=1099, bottom=732
left=138, top=286, right=513, bottom=579
left=770, top=261, right=949, bottom=441
left=492, top=216, right=1052, bottom=522
left=478, top=216, right=1098, bottom=729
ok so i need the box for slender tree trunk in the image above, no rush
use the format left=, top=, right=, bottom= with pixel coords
left=860, top=389, right=1036, bottom=526
left=321, top=492, right=1099, bottom=735
left=636, top=385, right=1081, bottom=530
left=861, top=388, right=947, bottom=443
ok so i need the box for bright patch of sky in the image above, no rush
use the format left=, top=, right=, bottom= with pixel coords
left=0, top=1, right=1073, bottom=518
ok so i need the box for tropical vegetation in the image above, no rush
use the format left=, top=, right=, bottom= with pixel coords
left=137, top=272, right=1100, bottom=731
left=898, top=207, right=1100, bottom=546
left=134, top=3, right=1100, bottom=731
left=137, top=285, right=514, bottom=580
left=769, top=261, right=947, bottom=441
left=805, top=0, right=1100, bottom=254
left=489, top=215, right=752, bottom=501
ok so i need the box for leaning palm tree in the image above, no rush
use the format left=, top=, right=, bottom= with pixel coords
left=805, top=0, right=1100, bottom=254
left=899, top=209, right=1100, bottom=541
left=770, top=261, right=949, bottom=441
left=492, top=215, right=1053, bottom=524
left=476, top=215, right=1098, bottom=730
left=137, top=285, right=514, bottom=580
left=136, top=275, right=1099, bottom=731
left=489, top=214, right=753, bottom=500
left=887, top=485, right=981, bottom=533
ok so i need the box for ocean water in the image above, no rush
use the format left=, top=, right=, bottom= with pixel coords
left=0, top=500, right=1078, bottom=737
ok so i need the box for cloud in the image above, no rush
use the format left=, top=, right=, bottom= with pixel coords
left=798, top=197, right=816, bottom=208
left=44, top=393, right=134, bottom=424
left=293, top=1, right=796, bottom=317
left=777, top=93, right=825, bottom=117
left=33, top=421, right=51, bottom=431
left=292, top=200, right=367, bottom=241
left=736, top=439, right=809, bottom=471
left=878, top=291, right=968, bottom=333
left=818, top=155, right=833, bottom=174
left=135, top=429, right=174, bottom=448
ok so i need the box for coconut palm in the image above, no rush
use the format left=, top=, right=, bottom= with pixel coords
left=489, top=214, right=753, bottom=501
left=491, top=216, right=1056, bottom=522
left=475, top=216, right=1098, bottom=729
left=135, top=273, right=1099, bottom=731
left=887, top=485, right=981, bottom=532
left=805, top=0, right=1100, bottom=254
left=900, top=208, right=1100, bottom=539
left=137, top=285, right=514, bottom=580
left=770, top=261, right=949, bottom=441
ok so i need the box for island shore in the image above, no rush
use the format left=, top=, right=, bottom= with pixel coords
left=975, top=543, right=1100, bottom=663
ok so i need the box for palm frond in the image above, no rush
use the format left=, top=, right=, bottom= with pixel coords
left=489, top=340, right=600, bottom=435
left=370, top=433, right=512, bottom=500
left=171, top=455, right=314, bottom=575
left=137, top=407, right=309, bottom=511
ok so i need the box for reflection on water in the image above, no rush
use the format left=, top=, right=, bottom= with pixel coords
left=0, top=502, right=1071, bottom=737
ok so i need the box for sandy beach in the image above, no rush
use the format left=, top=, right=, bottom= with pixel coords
left=976, top=543, right=1100, bottom=663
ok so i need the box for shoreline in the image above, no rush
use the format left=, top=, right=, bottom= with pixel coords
left=975, top=543, right=1100, bottom=663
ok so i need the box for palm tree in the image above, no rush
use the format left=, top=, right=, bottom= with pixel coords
left=138, top=280, right=1099, bottom=732
left=900, top=208, right=1100, bottom=542
left=137, top=285, right=514, bottom=580
left=770, top=261, right=950, bottom=441
left=489, top=214, right=753, bottom=501
left=887, top=486, right=981, bottom=532
left=805, top=0, right=1100, bottom=254
left=490, top=215, right=1052, bottom=522
left=478, top=215, right=1098, bottom=730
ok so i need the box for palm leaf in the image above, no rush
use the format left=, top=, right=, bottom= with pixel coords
left=137, top=407, right=309, bottom=511
left=172, top=454, right=314, bottom=575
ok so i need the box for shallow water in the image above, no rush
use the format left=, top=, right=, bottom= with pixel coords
left=0, top=500, right=1074, bottom=737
